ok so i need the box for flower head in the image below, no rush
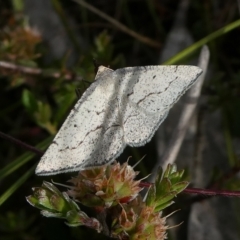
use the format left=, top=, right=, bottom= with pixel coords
left=68, top=162, right=142, bottom=208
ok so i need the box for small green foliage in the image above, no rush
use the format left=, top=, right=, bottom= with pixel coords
left=27, top=163, right=188, bottom=239
left=26, top=181, right=79, bottom=215
left=146, top=164, right=189, bottom=212
left=91, top=30, right=125, bottom=67
left=26, top=181, right=101, bottom=231
left=22, top=89, right=57, bottom=134
left=22, top=89, right=38, bottom=113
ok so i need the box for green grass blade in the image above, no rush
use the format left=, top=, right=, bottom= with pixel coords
left=0, top=165, right=35, bottom=206
left=164, top=19, right=240, bottom=64
left=0, top=136, right=53, bottom=180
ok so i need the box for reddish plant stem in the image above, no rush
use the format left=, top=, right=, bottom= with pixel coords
left=0, top=131, right=43, bottom=156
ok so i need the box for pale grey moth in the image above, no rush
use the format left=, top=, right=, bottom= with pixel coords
left=36, top=65, right=202, bottom=175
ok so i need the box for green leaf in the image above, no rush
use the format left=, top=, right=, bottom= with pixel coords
left=37, top=102, right=52, bottom=123
left=168, top=172, right=181, bottom=185
left=155, top=201, right=175, bottom=212
left=178, top=169, right=185, bottom=178
left=145, top=185, right=156, bottom=206
left=163, top=164, right=177, bottom=178
left=155, top=192, right=177, bottom=207
left=155, top=167, right=163, bottom=186
left=22, top=89, right=38, bottom=113
left=171, top=181, right=189, bottom=194
left=41, top=210, right=63, bottom=218
left=155, top=178, right=171, bottom=197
